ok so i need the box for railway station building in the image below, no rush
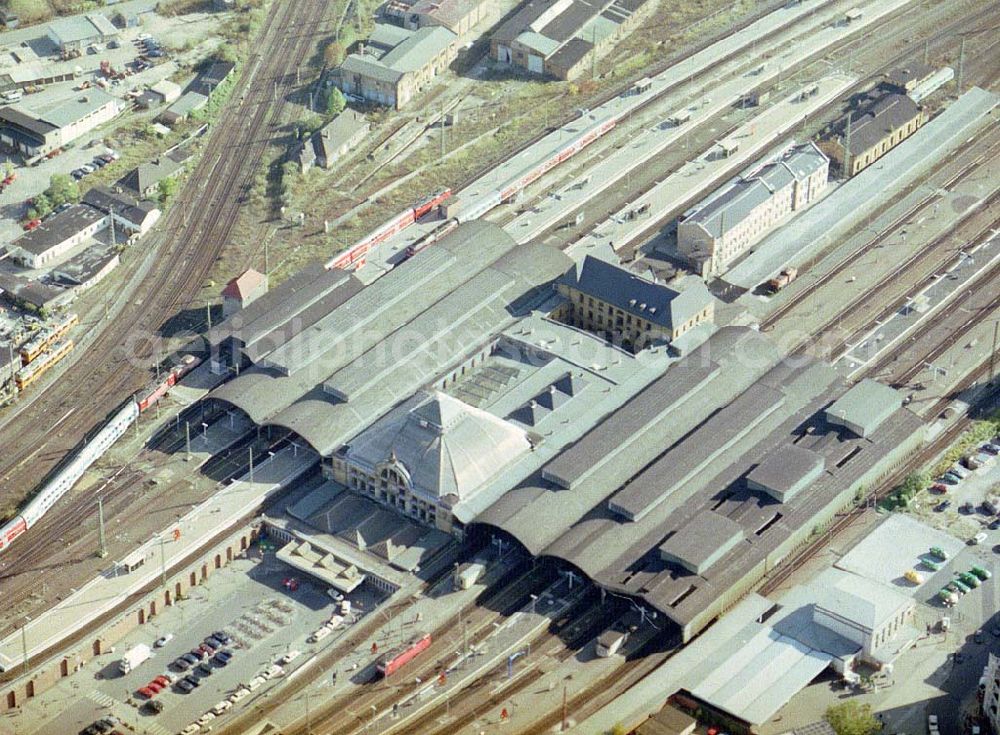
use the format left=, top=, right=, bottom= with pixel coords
left=552, top=254, right=715, bottom=352
left=474, top=327, right=926, bottom=643
left=677, top=141, right=829, bottom=277
left=822, top=90, right=925, bottom=176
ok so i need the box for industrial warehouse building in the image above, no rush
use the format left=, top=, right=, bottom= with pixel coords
left=337, top=25, right=457, bottom=109
left=0, top=89, right=121, bottom=158
left=201, top=222, right=923, bottom=645
left=391, top=0, right=493, bottom=35
left=677, top=141, right=829, bottom=277
left=9, top=188, right=160, bottom=268
left=822, top=90, right=925, bottom=176
left=47, top=13, right=119, bottom=53
left=490, top=0, right=654, bottom=80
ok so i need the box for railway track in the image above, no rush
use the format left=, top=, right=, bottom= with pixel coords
left=852, top=236, right=1000, bottom=388
left=0, top=0, right=336, bottom=632
left=220, top=559, right=556, bottom=735
left=762, top=129, right=1000, bottom=339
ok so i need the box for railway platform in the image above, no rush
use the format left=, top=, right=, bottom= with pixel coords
left=568, top=74, right=855, bottom=259
left=0, top=445, right=316, bottom=672
left=722, top=86, right=1000, bottom=292
left=355, top=0, right=880, bottom=276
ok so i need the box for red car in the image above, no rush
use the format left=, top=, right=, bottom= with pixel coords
left=152, top=675, right=169, bottom=687
left=136, top=686, right=154, bottom=699
left=23, top=218, right=41, bottom=231
left=146, top=681, right=163, bottom=694
left=931, top=483, right=949, bottom=494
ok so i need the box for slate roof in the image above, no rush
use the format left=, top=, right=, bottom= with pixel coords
left=341, top=54, right=404, bottom=84
left=343, top=391, right=531, bottom=502
left=48, top=14, right=117, bottom=44
left=407, top=0, right=486, bottom=31
left=81, top=186, right=158, bottom=227
left=559, top=255, right=713, bottom=331
left=118, top=157, right=182, bottom=195
left=837, top=91, right=922, bottom=156
left=12, top=204, right=104, bottom=255
left=683, top=142, right=827, bottom=239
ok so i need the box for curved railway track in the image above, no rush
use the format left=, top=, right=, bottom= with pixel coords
left=0, top=0, right=334, bottom=630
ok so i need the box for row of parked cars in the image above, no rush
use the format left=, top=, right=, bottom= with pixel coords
left=177, top=657, right=293, bottom=735
left=71, top=150, right=120, bottom=181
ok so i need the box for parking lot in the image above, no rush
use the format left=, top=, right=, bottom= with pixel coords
left=13, top=543, right=387, bottom=735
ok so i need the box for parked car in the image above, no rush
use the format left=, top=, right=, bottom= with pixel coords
left=983, top=443, right=1000, bottom=455
left=197, top=661, right=213, bottom=676
left=146, top=681, right=163, bottom=694
left=930, top=483, right=949, bottom=494
left=92, top=156, right=108, bottom=168
left=213, top=651, right=231, bottom=667
left=136, top=686, right=154, bottom=699
left=147, top=48, right=164, bottom=58
left=154, top=634, right=173, bottom=648
left=71, top=168, right=86, bottom=180
left=935, top=500, right=952, bottom=512
left=23, top=218, right=41, bottom=231
left=939, top=475, right=960, bottom=486
left=152, top=675, right=169, bottom=687
left=182, top=675, right=201, bottom=688
left=176, top=678, right=195, bottom=693
left=943, top=472, right=963, bottom=483
left=213, top=631, right=232, bottom=645
left=961, top=502, right=975, bottom=514
left=279, top=650, right=301, bottom=665
left=972, top=532, right=989, bottom=545
left=201, top=638, right=219, bottom=652
left=990, top=519, right=1000, bottom=530
left=144, top=699, right=164, bottom=714
left=182, top=651, right=201, bottom=665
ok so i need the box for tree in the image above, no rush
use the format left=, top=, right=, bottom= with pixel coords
left=324, top=41, right=346, bottom=67
left=325, top=87, right=346, bottom=117
left=825, top=701, right=880, bottom=735
left=217, top=43, right=239, bottom=64
left=27, top=193, right=52, bottom=220
left=158, top=177, right=179, bottom=205
left=899, top=471, right=929, bottom=501
left=46, top=173, right=79, bottom=208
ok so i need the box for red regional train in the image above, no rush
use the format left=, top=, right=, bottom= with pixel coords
left=376, top=633, right=432, bottom=677
left=136, top=354, right=202, bottom=412
left=324, top=189, right=451, bottom=271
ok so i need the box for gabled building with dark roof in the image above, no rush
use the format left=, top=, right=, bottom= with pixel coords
left=490, top=0, right=654, bottom=80
left=8, top=204, right=107, bottom=268
left=81, top=186, right=161, bottom=235
left=677, top=141, right=829, bottom=277
left=298, top=110, right=369, bottom=172
left=117, top=156, right=183, bottom=198
left=337, top=25, right=457, bottom=109
left=400, top=0, right=492, bottom=35
left=553, top=255, right=715, bottom=352
left=823, top=90, right=925, bottom=176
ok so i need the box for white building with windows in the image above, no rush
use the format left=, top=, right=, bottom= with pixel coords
left=677, top=141, right=829, bottom=277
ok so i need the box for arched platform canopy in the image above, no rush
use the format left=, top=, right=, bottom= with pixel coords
left=204, top=222, right=572, bottom=458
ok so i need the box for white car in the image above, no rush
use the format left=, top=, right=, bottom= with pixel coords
left=928, top=715, right=939, bottom=727
left=154, top=633, right=173, bottom=647
left=279, top=650, right=301, bottom=665
left=972, top=532, right=988, bottom=545
left=229, top=687, right=251, bottom=703
left=261, top=664, right=284, bottom=680
left=180, top=726, right=199, bottom=735
left=136, top=32, right=152, bottom=41
left=196, top=712, right=216, bottom=726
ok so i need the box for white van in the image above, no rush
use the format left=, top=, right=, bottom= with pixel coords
left=2, top=89, right=22, bottom=102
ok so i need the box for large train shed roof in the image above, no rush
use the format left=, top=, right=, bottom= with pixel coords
left=208, top=222, right=572, bottom=456
left=473, top=329, right=925, bottom=637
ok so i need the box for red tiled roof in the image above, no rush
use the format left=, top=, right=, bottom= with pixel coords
left=222, top=268, right=266, bottom=300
